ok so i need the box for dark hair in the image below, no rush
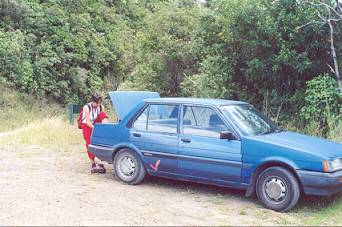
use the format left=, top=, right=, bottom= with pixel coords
left=91, top=92, right=102, bottom=103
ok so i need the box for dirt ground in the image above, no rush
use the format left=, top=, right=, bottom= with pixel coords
left=0, top=141, right=297, bottom=226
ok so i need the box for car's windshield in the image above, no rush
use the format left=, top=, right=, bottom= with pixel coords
left=220, top=104, right=283, bottom=136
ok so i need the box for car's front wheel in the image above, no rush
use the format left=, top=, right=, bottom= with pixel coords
left=256, top=166, right=300, bottom=212
left=114, top=148, right=146, bottom=185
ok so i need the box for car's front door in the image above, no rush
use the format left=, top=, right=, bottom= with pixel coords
left=178, top=105, right=242, bottom=183
left=131, top=103, right=179, bottom=174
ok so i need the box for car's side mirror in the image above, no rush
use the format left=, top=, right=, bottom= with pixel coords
left=220, top=130, right=234, bottom=140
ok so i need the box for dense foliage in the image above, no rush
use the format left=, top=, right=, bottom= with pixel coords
left=0, top=0, right=341, bottom=126
left=301, top=74, right=340, bottom=122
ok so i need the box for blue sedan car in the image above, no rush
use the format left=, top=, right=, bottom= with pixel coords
left=89, top=91, right=342, bottom=212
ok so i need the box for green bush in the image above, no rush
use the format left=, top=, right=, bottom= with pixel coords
left=300, top=74, right=340, bottom=123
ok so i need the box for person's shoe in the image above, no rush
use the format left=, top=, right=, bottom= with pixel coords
left=90, top=163, right=97, bottom=174
left=97, top=164, right=106, bottom=173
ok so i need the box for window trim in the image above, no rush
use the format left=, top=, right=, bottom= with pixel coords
left=129, top=102, right=241, bottom=140
left=181, top=104, right=240, bottom=140
left=131, top=102, right=180, bottom=134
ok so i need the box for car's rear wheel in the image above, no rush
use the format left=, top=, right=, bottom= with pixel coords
left=114, top=148, right=146, bottom=185
left=256, top=166, right=300, bottom=212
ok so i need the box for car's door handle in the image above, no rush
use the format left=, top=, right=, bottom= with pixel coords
left=181, top=138, right=191, bottom=142
left=132, top=133, right=141, bottom=137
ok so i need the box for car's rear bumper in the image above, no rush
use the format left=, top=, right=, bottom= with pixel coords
left=88, top=144, right=115, bottom=164
left=296, top=169, right=342, bottom=196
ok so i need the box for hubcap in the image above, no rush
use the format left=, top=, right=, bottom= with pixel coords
left=120, top=156, right=136, bottom=177
left=265, top=178, right=286, bottom=202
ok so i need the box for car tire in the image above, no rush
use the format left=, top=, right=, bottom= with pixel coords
left=114, top=148, right=146, bottom=185
left=256, top=166, right=300, bottom=212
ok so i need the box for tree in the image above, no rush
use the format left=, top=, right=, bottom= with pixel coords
left=186, top=0, right=336, bottom=121
left=119, top=1, right=200, bottom=96
left=0, top=0, right=34, bottom=31
left=300, top=0, right=342, bottom=93
left=0, top=29, right=34, bottom=91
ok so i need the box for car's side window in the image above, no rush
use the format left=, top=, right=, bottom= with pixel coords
left=147, top=104, right=179, bottom=133
left=133, top=106, right=148, bottom=130
left=183, top=105, right=229, bottom=138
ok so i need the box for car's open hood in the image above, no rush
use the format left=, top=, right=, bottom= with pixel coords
left=108, top=91, right=160, bottom=120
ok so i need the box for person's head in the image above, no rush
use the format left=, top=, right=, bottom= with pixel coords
left=91, top=92, right=102, bottom=108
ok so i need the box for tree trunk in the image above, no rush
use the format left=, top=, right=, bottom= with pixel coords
left=326, top=4, right=342, bottom=93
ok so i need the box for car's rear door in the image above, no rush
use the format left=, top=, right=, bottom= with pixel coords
left=178, top=105, right=242, bottom=183
left=130, top=103, right=179, bottom=174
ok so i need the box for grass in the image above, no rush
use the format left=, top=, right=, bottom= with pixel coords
left=239, top=209, right=247, bottom=215
left=326, top=115, right=342, bottom=143
left=283, top=116, right=342, bottom=143
left=0, top=86, right=84, bottom=152
left=0, top=86, right=67, bottom=133
left=1, top=87, right=342, bottom=225
left=0, top=116, right=83, bottom=152
left=290, top=193, right=342, bottom=225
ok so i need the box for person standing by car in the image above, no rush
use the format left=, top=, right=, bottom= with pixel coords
left=81, top=92, right=108, bottom=173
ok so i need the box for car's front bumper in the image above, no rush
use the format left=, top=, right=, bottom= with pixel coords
left=296, top=169, right=342, bottom=196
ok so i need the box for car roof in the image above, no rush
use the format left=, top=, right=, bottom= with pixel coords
left=143, top=97, right=249, bottom=106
